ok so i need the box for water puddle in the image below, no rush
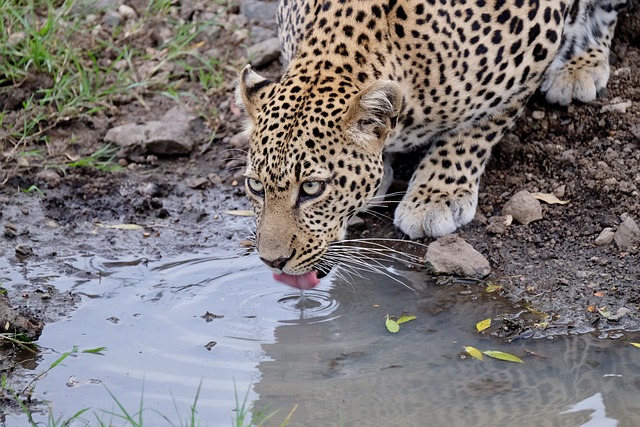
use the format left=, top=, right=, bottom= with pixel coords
left=2, top=253, right=640, bottom=426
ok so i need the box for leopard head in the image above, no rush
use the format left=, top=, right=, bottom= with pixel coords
left=236, top=66, right=402, bottom=288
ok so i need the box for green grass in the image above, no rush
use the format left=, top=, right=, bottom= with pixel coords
left=0, top=0, right=228, bottom=168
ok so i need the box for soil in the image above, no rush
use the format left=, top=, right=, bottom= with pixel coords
left=1, top=0, right=639, bottom=365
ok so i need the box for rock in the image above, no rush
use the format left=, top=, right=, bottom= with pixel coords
left=104, top=106, right=204, bottom=155
left=600, top=101, right=632, bottom=114
left=347, top=215, right=365, bottom=230
left=486, top=215, right=512, bottom=234
left=247, top=37, right=281, bottom=68
left=240, top=0, right=278, bottom=25
left=0, top=292, right=44, bottom=340
left=117, top=4, right=138, bottom=20
left=36, top=169, right=61, bottom=188
left=4, top=223, right=18, bottom=238
left=102, top=10, right=123, bottom=28
left=502, top=190, right=543, bottom=225
left=531, top=110, right=545, bottom=120
left=250, top=25, right=276, bottom=43
left=15, top=244, right=33, bottom=257
left=595, top=227, right=615, bottom=246
left=425, top=235, right=491, bottom=278
left=71, top=0, right=120, bottom=15
left=614, top=215, right=640, bottom=250
left=229, top=131, right=249, bottom=148
left=7, top=32, right=25, bottom=47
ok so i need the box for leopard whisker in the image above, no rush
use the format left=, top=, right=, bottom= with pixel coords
left=321, top=253, right=415, bottom=291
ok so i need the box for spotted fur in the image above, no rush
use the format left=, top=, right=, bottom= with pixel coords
left=237, top=0, right=626, bottom=276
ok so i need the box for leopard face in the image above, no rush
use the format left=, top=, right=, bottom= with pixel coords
left=237, top=67, right=401, bottom=281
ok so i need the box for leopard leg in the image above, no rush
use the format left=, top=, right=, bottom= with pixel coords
left=542, top=0, right=628, bottom=106
left=393, top=111, right=519, bottom=238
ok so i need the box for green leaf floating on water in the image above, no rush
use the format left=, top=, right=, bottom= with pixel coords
left=482, top=350, right=523, bottom=363
left=82, top=346, right=108, bottom=355
left=385, top=316, right=400, bottom=333
left=385, top=314, right=416, bottom=333
left=396, top=315, right=416, bottom=325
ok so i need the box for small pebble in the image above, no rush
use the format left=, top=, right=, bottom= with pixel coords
left=502, top=190, right=543, bottom=225
left=594, top=227, right=615, bottom=246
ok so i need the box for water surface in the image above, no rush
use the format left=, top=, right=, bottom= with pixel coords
left=1, top=253, right=639, bottom=426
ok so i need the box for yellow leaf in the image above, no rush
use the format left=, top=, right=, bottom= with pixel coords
left=464, top=346, right=484, bottom=361
left=630, top=343, right=640, bottom=349
left=476, top=318, right=491, bottom=332
left=385, top=316, right=400, bottom=333
left=224, top=210, right=255, bottom=217
left=482, top=350, right=523, bottom=363
left=530, top=192, right=569, bottom=205
left=396, top=315, right=416, bottom=325
left=96, top=223, right=143, bottom=230
left=485, top=284, right=502, bottom=293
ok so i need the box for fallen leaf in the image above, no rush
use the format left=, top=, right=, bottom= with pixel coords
left=396, top=315, right=416, bottom=325
left=238, top=239, right=254, bottom=248
left=630, top=343, right=640, bottom=349
left=476, top=318, right=491, bottom=332
left=587, top=305, right=597, bottom=313
left=593, top=291, right=605, bottom=297
left=485, top=284, right=502, bottom=293
left=224, top=210, right=255, bottom=217
left=482, top=350, right=523, bottom=363
left=464, top=346, right=484, bottom=361
left=530, top=192, right=569, bottom=205
left=95, top=223, right=143, bottom=230
left=385, top=316, right=400, bottom=333
left=598, top=306, right=612, bottom=318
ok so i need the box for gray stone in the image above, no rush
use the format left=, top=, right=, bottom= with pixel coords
left=117, top=4, right=137, bottom=20
left=614, top=215, right=640, bottom=250
left=228, top=131, right=248, bottom=149
left=347, top=215, right=365, bottom=230
left=104, top=106, right=203, bottom=155
left=36, top=169, right=62, bottom=189
left=247, top=37, right=281, bottom=68
left=502, top=190, right=543, bottom=225
left=240, top=0, right=278, bottom=25
left=71, top=0, right=120, bottom=15
left=486, top=215, right=512, bottom=234
left=102, top=10, right=123, bottom=28
left=425, top=235, right=491, bottom=278
left=594, top=227, right=615, bottom=246
left=250, top=25, right=276, bottom=43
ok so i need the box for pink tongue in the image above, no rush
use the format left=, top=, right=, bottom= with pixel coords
left=272, top=271, right=320, bottom=289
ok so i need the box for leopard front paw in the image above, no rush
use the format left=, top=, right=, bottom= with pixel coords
left=542, top=51, right=610, bottom=106
left=393, top=188, right=478, bottom=239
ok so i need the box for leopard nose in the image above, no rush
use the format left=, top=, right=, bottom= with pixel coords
left=260, top=256, right=291, bottom=270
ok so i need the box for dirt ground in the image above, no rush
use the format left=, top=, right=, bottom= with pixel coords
left=1, top=0, right=639, bottom=368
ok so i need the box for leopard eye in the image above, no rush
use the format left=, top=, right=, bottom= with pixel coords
left=301, top=180, right=325, bottom=198
left=246, top=178, right=264, bottom=196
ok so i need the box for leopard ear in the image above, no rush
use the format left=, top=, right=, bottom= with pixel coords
left=344, top=80, right=403, bottom=151
left=235, top=65, right=274, bottom=122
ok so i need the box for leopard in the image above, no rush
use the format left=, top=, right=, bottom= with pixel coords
left=235, top=0, right=629, bottom=289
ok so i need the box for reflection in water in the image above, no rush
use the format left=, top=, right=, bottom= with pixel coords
left=253, top=267, right=640, bottom=427
left=562, top=393, right=618, bottom=427
left=1, top=253, right=639, bottom=427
